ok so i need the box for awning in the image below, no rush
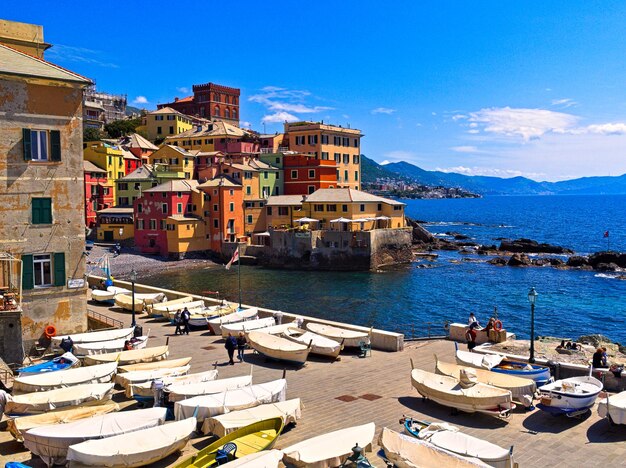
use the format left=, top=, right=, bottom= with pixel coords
left=329, top=217, right=351, bottom=223
left=374, top=216, right=391, bottom=220
left=295, top=217, right=319, bottom=223
left=351, top=218, right=372, bottom=223
left=253, top=232, right=271, bottom=237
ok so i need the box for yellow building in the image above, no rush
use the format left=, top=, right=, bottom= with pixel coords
left=146, top=145, right=196, bottom=179
left=165, top=191, right=207, bottom=257
left=83, top=141, right=125, bottom=200
left=96, top=207, right=134, bottom=241
left=284, top=122, right=363, bottom=190
left=164, top=119, right=251, bottom=152
left=265, top=195, right=308, bottom=229
left=145, top=107, right=194, bottom=142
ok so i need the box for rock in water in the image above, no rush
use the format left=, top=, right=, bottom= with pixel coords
left=567, top=256, right=589, bottom=267
left=507, top=253, right=531, bottom=266
left=499, top=238, right=574, bottom=254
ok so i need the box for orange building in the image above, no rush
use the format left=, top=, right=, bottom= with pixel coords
left=198, top=175, right=244, bottom=251
left=283, top=154, right=338, bottom=195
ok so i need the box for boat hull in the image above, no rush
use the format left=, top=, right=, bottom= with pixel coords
left=538, top=375, right=603, bottom=416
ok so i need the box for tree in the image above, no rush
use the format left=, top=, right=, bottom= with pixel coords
left=104, top=117, right=142, bottom=138
left=83, top=127, right=103, bottom=142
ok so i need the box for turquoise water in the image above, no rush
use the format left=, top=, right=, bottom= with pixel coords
left=142, top=195, right=626, bottom=343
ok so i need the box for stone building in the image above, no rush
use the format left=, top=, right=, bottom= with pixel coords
left=0, top=20, right=91, bottom=363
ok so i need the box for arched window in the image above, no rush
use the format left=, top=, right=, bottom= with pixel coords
left=233, top=109, right=237, bottom=119
left=233, top=96, right=238, bottom=105
left=225, top=108, right=230, bottom=119
left=214, top=106, right=220, bottom=116
left=224, top=95, right=229, bottom=104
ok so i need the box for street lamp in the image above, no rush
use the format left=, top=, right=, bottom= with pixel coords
left=527, top=287, right=538, bottom=363
left=118, top=227, right=123, bottom=238
left=130, top=268, right=137, bottom=328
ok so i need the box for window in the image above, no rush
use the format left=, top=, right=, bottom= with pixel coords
left=155, top=115, right=164, bottom=121
left=186, top=203, right=192, bottom=212
left=170, top=158, right=179, bottom=165
left=118, top=183, right=128, bottom=191
left=263, top=171, right=268, bottom=179
left=149, top=219, right=157, bottom=230
left=137, top=204, right=143, bottom=213
left=276, top=172, right=280, bottom=179
left=313, top=204, right=324, bottom=212
left=118, top=197, right=129, bottom=206
left=291, top=170, right=298, bottom=179
left=266, top=206, right=273, bottom=216
left=245, top=201, right=254, bottom=208
left=307, top=135, right=318, bottom=145
left=160, top=220, right=166, bottom=230
left=184, top=158, right=189, bottom=166
left=353, top=154, right=360, bottom=164
left=326, top=204, right=337, bottom=212
left=377, top=203, right=382, bottom=211
left=169, top=126, right=174, bottom=134
left=213, top=204, right=218, bottom=212
left=91, top=185, right=99, bottom=196
left=333, top=136, right=341, bottom=145
left=342, top=204, right=348, bottom=212
left=246, top=186, right=251, bottom=195
left=33, top=254, right=52, bottom=287
left=157, top=127, right=162, bottom=134
left=23, top=129, right=61, bottom=162
left=344, top=170, right=349, bottom=181
left=353, top=138, right=359, bottom=148
left=32, top=198, right=52, bottom=224
left=229, top=189, right=234, bottom=196
left=334, top=153, right=340, bottom=162
left=355, top=171, right=359, bottom=181
left=343, top=137, right=350, bottom=146
left=246, top=214, right=253, bottom=224
left=360, top=204, right=365, bottom=212
left=244, top=171, right=253, bottom=179
left=321, top=135, right=329, bottom=144
left=278, top=207, right=288, bottom=216
left=233, top=109, right=237, bottom=119
left=229, top=202, right=234, bottom=212
left=321, top=152, right=329, bottom=160
left=162, top=203, right=168, bottom=214
left=394, top=205, right=403, bottom=211
left=343, top=154, right=349, bottom=164
left=295, top=136, right=305, bottom=145
left=308, top=185, right=315, bottom=194
left=137, top=219, right=144, bottom=230
left=177, top=203, right=183, bottom=213
left=262, top=187, right=270, bottom=198
left=308, top=169, right=315, bottom=179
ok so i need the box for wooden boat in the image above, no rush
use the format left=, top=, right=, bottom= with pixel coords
left=119, top=356, right=192, bottom=373
left=537, top=375, right=603, bottom=417
left=73, top=335, right=148, bottom=355
left=115, top=292, right=166, bottom=312
left=215, top=450, right=283, bottom=467
left=84, top=345, right=169, bottom=366
left=18, top=352, right=80, bottom=376
left=127, top=369, right=219, bottom=399
left=455, top=344, right=551, bottom=386
left=246, top=330, right=311, bottom=366
left=411, top=364, right=515, bottom=419
left=305, top=322, right=371, bottom=347
left=174, top=379, right=287, bottom=422
left=168, top=374, right=253, bottom=402
left=185, top=303, right=238, bottom=327
left=282, top=327, right=343, bottom=359
left=246, top=321, right=298, bottom=336
left=400, top=416, right=430, bottom=437
left=52, top=327, right=135, bottom=346
left=158, top=300, right=206, bottom=321
left=598, top=390, right=626, bottom=425
left=7, top=401, right=119, bottom=442
left=202, top=398, right=303, bottom=437
left=23, top=407, right=166, bottom=466
left=66, top=417, right=196, bottom=467
left=221, top=317, right=276, bottom=338
left=379, top=427, right=489, bottom=468
left=13, top=362, right=117, bottom=394
left=91, top=286, right=131, bottom=303
left=148, top=296, right=194, bottom=317
left=174, top=417, right=284, bottom=468
left=435, top=356, right=537, bottom=409
left=115, top=365, right=192, bottom=388
left=208, top=307, right=258, bottom=335
left=282, top=422, right=375, bottom=468
left=5, top=383, right=114, bottom=415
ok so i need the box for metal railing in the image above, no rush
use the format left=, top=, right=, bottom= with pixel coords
left=88, top=309, right=124, bottom=330
left=394, top=321, right=450, bottom=341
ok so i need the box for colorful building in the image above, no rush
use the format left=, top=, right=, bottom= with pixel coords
left=197, top=175, right=244, bottom=251
left=284, top=121, right=363, bottom=190
left=84, top=160, right=113, bottom=229
left=0, top=21, right=90, bottom=362
left=145, top=107, right=194, bottom=142
left=110, top=133, right=157, bottom=163
left=283, top=154, right=338, bottom=195
left=96, top=207, right=134, bottom=241
left=83, top=141, right=125, bottom=199
left=146, top=145, right=196, bottom=179
left=165, top=120, right=255, bottom=153
left=158, top=82, right=241, bottom=126
left=265, top=195, right=307, bottom=229
left=115, top=164, right=186, bottom=207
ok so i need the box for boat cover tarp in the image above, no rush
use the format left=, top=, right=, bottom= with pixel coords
left=598, top=391, right=626, bottom=425
left=91, top=286, right=130, bottom=302
left=284, top=328, right=341, bottom=356
left=219, top=450, right=283, bottom=467
left=118, top=357, right=192, bottom=373
left=305, top=322, right=370, bottom=346
left=127, top=369, right=219, bottom=398
left=7, top=401, right=119, bottom=442
left=379, top=427, right=489, bottom=468
left=424, top=429, right=513, bottom=467
left=13, top=362, right=117, bottom=394
left=249, top=321, right=298, bottom=335
left=456, top=350, right=504, bottom=370
left=221, top=317, right=276, bottom=337
left=52, top=327, right=134, bottom=345
left=201, top=398, right=303, bottom=436
left=23, top=407, right=166, bottom=466
left=168, top=374, right=252, bottom=402
left=66, top=417, right=196, bottom=467
left=73, top=336, right=147, bottom=355
left=84, top=345, right=169, bottom=366
left=149, top=296, right=193, bottom=312
left=174, top=378, right=287, bottom=421
left=18, top=352, right=80, bottom=376
left=5, top=383, right=114, bottom=415
left=282, top=422, right=375, bottom=468
left=247, top=330, right=308, bottom=351
left=115, top=292, right=166, bottom=311
left=207, top=307, right=258, bottom=333
left=115, top=365, right=191, bottom=388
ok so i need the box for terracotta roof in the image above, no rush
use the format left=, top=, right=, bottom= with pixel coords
left=149, top=107, right=185, bottom=115
left=119, top=133, right=158, bottom=150
left=119, top=164, right=155, bottom=180
left=97, top=207, right=133, bottom=215
left=265, top=195, right=305, bottom=207
left=197, top=175, right=241, bottom=188
left=144, top=179, right=199, bottom=193
left=83, top=160, right=106, bottom=173
left=120, top=148, right=139, bottom=160
left=165, top=120, right=249, bottom=139
left=304, top=188, right=405, bottom=206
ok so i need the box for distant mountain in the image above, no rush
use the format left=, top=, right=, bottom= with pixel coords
left=360, top=155, right=408, bottom=183
left=125, top=105, right=145, bottom=116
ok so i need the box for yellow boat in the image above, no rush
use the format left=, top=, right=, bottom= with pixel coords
left=175, top=417, right=284, bottom=467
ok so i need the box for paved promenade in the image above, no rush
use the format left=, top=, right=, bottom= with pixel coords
left=1, top=300, right=625, bottom=467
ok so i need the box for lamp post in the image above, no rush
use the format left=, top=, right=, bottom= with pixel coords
left=130, top=268, right=137, bottom=328
left=527, top=287, right=538, bottom=363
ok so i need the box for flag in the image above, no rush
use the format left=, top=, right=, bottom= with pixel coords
left=604, top=231, right=610, bottom=238
left=225, top=249, right=239, bottom=270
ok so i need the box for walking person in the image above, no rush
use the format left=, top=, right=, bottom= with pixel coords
left=181, top=307, right=191, bottom=335
left=173, top=311, right=183, bottom=335
left=466, top=322, right=478, bottom=352
left=236, top=332, right=247, bottom=362
left=225, top=332, right=237, bottom=365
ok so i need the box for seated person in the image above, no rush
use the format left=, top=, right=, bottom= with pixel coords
left=556, top=340, right=566, bottom=350
left=592, top=348, right=607, bottom=368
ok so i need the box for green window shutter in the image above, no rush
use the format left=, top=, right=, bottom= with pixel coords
left=22, top=254, right=34, bottom=290
left=23, top=128, right=32, bottom=161
left=42, top=198, right=52, bottom=223
left=32, top=198, right=41, bottom=224
left=50, top=130, right=61, bottom=161
left=53, top=252, right=66, bottom=287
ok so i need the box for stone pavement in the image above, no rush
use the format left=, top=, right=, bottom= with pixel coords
left=1, top=300, right=625, bottom=467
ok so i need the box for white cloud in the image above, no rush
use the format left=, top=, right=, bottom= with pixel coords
left=240, top=121, right=252, bottom=128
left=371, top=107, right=396, bottom=115
left=46, top=44, right=118, bottom=68
left=176, top=87, right=190, bottom=94
left=450, top=145, right=479, bottom=153
left=585, top=123, right=626, bottom=135
left=262, top=111, right=299, bottom=123
left=380, top=160, right=391, bottom=165
left=132, top=96, right=148, bottom=105
left=250, top=86, right=333, bottom=125
left=434, top=166, right=546, bottom=178
left=551, top=98, right=577, bottom=108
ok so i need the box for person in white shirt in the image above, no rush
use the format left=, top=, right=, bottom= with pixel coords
left=468, top=313, right=480, bottom=328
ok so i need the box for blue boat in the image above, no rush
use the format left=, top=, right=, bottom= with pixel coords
left=17, top=352, right=78, bottom=376
left=399, top=416, right=430, bottom=437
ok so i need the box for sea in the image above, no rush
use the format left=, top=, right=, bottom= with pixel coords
left=142, top=195, right=626, bottom=344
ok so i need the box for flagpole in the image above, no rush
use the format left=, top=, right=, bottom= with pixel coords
left=238, top=243, right=242, bottom=309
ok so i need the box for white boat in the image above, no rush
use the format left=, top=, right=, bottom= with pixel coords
left=598, top=391, right=626, bottom=425
left=168, top=373, right=253, bottom=402
left=282, top=422, right=375, bottom=468
left=52, top=327, right=135, bottom=346
left=66, top=416, right=196, bottom=467
left=221, top=316, right=276, bottom=338
left=118, top=357, right=192, bottom=373
left=305, top=322, right=371, bottom=347
left=379, top=427, right=490, bottom=468
left=201, top=398, right=303, bottom=436
left=5, top=382, right=114, bottom=415
left=23, top=407, right=166, bottom=466
left=160, top=300, right=206, bottom=320
left=91, top=286, right=131, bottom=303
left=208, top=307, right=258, bottom=335
left=72, top=336, right=148, bottom=355
left=411, top=366, right=515, bottom=418
left=126, top=369, right=219, bottom=399
left=148, top=296, right=194, bottom=315
left=84, top=345, right=169, bottom=366
left=247, top=321, right=298, bottom=336
left=435, top=357, right=537, bottom=409
left=219, top=450, right=283, bottom=467
left=246, top=330, right=311, bottom=365
left=537, top=374, right=603, bottom=417
left=13, top=362, right=117, bottom=394
left=174, top=378, right=287, bottom=421
left=115, top=365, right=192, bottom=388
left=283, top=327, right=343, bottom=359
left=7, top=401, right=120, bottom=442
left=115, top=292, right=166, bottom=312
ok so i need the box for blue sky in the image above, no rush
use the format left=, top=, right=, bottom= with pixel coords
left=7, top=1, right=626, bottom=181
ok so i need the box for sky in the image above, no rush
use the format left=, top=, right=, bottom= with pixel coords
left=7, top=1, right=626, bottom=181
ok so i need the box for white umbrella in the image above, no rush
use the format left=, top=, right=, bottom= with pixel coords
left=351, top=218, right=372, bottom=223
left=330, top=217, right=351, bottom=223
left=374, top=216, right=390, bottom=220
left=253, top=232, right=271, bottom=237
left=295, top=217, right=319, bottom=224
